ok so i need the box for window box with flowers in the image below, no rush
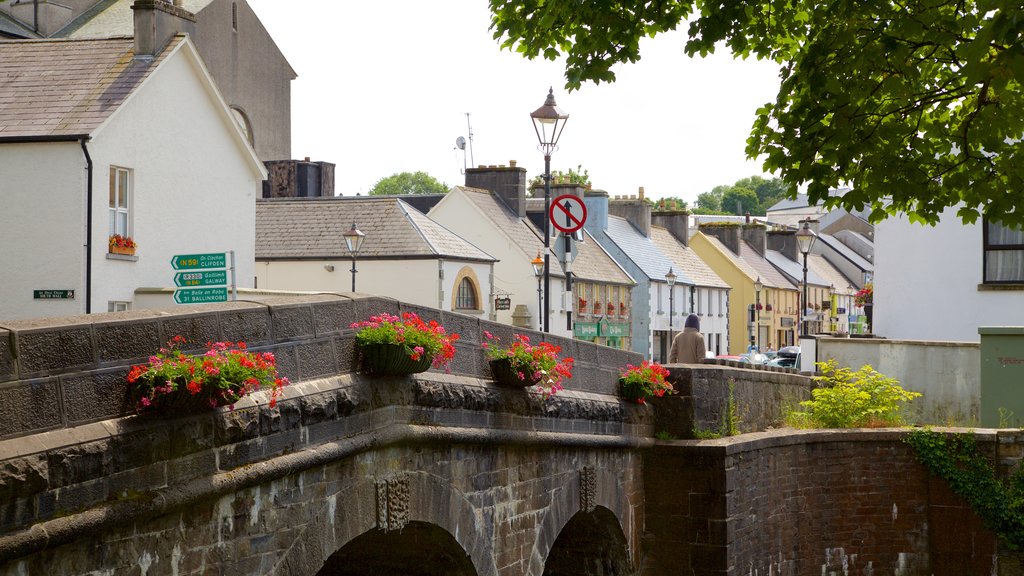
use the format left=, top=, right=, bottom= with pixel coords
left=108, top=234, right=136, bottom=256
left=766, top=304, right=773, bottom=312
left=854, top=283, right=873, bottom=307
left=126, top=336, right=288, bottom=415
left=593, top=301, right=602, bottom=316
left=756, top=303, right=763, bottom=311
left=351, top=312, right=459, bottom=376
left=483, top=332, right=573, bottom=397
left=607, top=302, right=616, bottom=316
left=578, top=297, right=587, bottom=312
left=619, top=302, right=628, bottom=315
left=619, top=361, right=674, bottom=404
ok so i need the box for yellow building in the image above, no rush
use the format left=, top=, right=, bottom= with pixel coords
left=690, top=227, right=800, bottom=354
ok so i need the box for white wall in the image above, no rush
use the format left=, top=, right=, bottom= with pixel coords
left=649, top=284, right=729, bottom=359
left=90, top=44, right=261, bottom=314
left=0, top=142, right=86, bottom=320
left=875, top=209, right=1024, bottom=341
left=817, top=336, right=980, bottom=425
left=254, top=258, right=493, bottom=314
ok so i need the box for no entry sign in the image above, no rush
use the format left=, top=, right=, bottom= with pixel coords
left=549, top=194, right=587, bottom=233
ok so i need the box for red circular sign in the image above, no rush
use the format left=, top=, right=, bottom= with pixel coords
left=549, top=194, right=587, bottom=233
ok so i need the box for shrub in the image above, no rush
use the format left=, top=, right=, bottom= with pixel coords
left=786, top=360, right=921, bottom=428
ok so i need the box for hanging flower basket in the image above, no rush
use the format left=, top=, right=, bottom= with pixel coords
left=359, top=342, right=433, bottom=376
left=489, top=357, right=540, bottom=388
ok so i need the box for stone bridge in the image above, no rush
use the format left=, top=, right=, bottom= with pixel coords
left=0, top=295, right=1018, bottom=575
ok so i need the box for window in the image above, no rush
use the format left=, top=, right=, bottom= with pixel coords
left=109, top=167, right=131, bottom=237
left=108, top=301, right=130, bottom=312
left=984, top=220, right=1024, bottom=283
left=455, top=277, right=477, bottom=310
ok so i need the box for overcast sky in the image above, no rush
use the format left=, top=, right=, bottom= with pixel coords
left=247, top=1, right=783, bottom=204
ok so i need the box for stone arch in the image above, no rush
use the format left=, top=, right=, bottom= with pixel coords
left=526, top=465, right=637, bottom=575
left=315, top=521, right=477, bottom=576
left=274, top=469, right=497, bottom=576
left=542, top=506, right=630, bottom=576
left=450, top=266, right=483, bottom=312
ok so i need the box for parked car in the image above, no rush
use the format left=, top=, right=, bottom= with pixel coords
left=767, top=346, right=800, bottom=368
left=739, top=353, right=769, bottom=365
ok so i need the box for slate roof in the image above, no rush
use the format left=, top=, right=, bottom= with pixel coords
left=604, top=216, right=694, bottom=285
left=739, top=244, right=796, bottom=289
left=817, top=232, right=873, bottom=271
left=255, top=197, right=495, bottom=262
left=698, top=234, right=763, bottom=284
left=0, top=36, right=178, bottom=140
left=453, top=186, right=632, bottom=285
left=807, top=254, right=857, bottom=293
left=649, top=226, right=729, bottom=289
left=57, top=0, right=215, bottom=38
left=764, top=250, right=830, bottom=287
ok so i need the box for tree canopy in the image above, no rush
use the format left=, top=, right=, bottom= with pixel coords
left=489, top=0, right=1024, bottom=226
left=369, top=172, right=449, bottom=196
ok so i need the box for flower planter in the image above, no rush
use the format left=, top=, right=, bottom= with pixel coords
left=619, top=378, right=648, bottom=403
left=359, top=343, right=433, bottom=376
left=110, top=245, right=135, bottom=256
left=489, top=357, right=539, bottom=387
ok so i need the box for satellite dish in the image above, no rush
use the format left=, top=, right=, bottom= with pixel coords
left=455, top=136, right=466, bottom=150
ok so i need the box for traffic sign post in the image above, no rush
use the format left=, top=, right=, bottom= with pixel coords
left=173, top=287, right=228, bottom=304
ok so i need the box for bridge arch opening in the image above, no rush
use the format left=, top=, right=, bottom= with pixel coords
left=315, top=521, right=477, bottom=576
left=542, top=506, right=630, bottom=576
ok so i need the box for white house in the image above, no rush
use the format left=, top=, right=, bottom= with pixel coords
left=255, top=197, right=496, bottom=315
left=0, top=26, right=265, bottom=321
left=875, top=208, right=1024, bottom=341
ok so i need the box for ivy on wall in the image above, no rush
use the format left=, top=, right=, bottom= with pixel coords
left=905, top=429, right=1024, bottom=550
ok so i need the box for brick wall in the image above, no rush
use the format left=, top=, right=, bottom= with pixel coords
left=644, top=429, right=1016, bottom=576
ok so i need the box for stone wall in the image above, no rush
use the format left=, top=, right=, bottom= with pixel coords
left=643, top=428, right=1019, bottom=575
left=653, top=364, right=817, bottom=439
left=816, top=336, right=980, bottom=425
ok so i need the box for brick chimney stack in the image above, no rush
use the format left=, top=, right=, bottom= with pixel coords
left=465, top=164, right=528, bottom=217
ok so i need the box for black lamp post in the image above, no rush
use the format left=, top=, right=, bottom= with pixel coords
left=530, top=88, right=569, bottom=333
left=666, top=268, right=677, bottom=348
left=342, top=222, right=365, bottom=292
left=795, top=220, right=817, bottom=338
left=532, top=252, right=544, bottom=331
left=754, top=276, right=763, bottom=351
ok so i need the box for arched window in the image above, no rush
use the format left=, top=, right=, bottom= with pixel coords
left=455, top=277, right=477, bottom=310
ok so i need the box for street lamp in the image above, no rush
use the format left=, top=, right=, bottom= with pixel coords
left=530, top=87, right=569, bottom=333
left=754, top=276, right=763, bottom=351
left=795, top=220, right=818, bottom=338
left=666, top=268, right=677, bottom=349
left=342, top=222, right=365, bottom=292
left=532, top=252, right=544, bottom=331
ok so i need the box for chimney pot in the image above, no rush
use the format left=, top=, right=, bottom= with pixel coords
left=638, top=186, right=645, bottom=200
left=509, top=160, right=517, bottom=167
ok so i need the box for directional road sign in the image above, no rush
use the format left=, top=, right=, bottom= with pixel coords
left=174, top=270, right=228, bottom=288
left=171, top=252, right=227, bottom=271
left=173, top=287, right=228, bottom=304
left=549, top=194, right=587, bottom=233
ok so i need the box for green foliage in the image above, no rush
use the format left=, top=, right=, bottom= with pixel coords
left=786, top=360, right=921, bottom=428
left=695, top=189, right=723, bottom=211
left=906, top=429, right=1024, bottom=550
left=530, top=164, right=591, bottom=189
left=721, top=186, right=761, bottom=216
left=489, top=1, right=1024, bottom=227
left=370, top=171, right=448, bottom=196
left=654, top=430, right=676, bottom=441
left=720, top=379, right=741, bottom=436
left=652, top=196, right=689, bottom=211
left=691, top=428, right=721, bottom=440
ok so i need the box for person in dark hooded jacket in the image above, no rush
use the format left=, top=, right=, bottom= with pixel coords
left=669, top=313, right=706, bottom=364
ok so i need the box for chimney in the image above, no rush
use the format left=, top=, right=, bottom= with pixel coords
left=609, top=191, right=651, bottom=237
left=698, top=223, right=742, bottom=256
left=583, top=189, right=609, bottom=233
left=465, top=164, right=528, bottom=217
left=132, top=0, right=195, bottom=59
left=767, top=230, right=800, bottom=262
left=262, top=159, right=336, bottom=198
left=740, top=223, right=767, bottom=257
left=651, top=203, right=690, bottom=246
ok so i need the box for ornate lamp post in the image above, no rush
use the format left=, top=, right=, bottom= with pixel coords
left=342, top=222, right=365, bottom=292
left=754, top=276, right=763, bottom=351
left=532, top=252, right=544, bottom=331
left=666, top=267, right=677, bottom=347
left=530, top=88, right=569, bottom=333
left=795, top=220, right=818, bottom=338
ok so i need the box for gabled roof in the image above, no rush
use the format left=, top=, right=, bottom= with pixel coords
left=0, top=10, right=39, bottom=39
left=649, top=226, right=729, bottom=289
left=256, top=197, right=495, bottom=261
left=738, top=244, right=796, bottom=289
left=817, top=232, right=874, bottom=272
left=766, top=194, right=811, bottom=212
left=807, top=254, right=857, bottom=293
left=696, top=233, right=763, bottom=284
left=453, top=185, right=546, bottom=260
left=57, top=0, right=214, bottom=38
left=0, top=36, right=178, bottom=140
left=604, top=216, right=693, bottom=285
left=764, top=250, right=830, bottom=287
left=568, top=229, right=635, bottom=286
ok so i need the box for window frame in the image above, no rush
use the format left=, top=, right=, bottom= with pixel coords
left=109, top=166, right=131, bottom=238
left=983, top=219, right=1024, bottom=284
left=455, top=277, right=478, bottom=310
